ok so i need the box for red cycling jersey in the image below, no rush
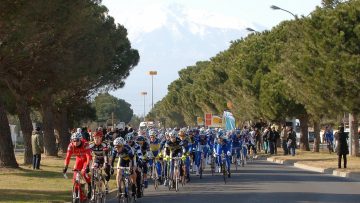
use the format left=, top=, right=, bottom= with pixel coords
left=65, top=139, right=92, bottom=183
left=65, top=139, right=92, bottom=168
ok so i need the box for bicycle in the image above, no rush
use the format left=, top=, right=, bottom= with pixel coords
left=210, top=152, right=216, bottom=176
left=327, top=141, right=333, bottom=154
left=171, top=156, right=182, bottom=192
left=232, top=147, right=241, bottom=171
left=117, top=167, right=135, bottom=203
left=219, top=153, right=228, bottom=184
left=91, top=165, right=106, bottom=203
left=199, top=151, right=204, bottom=179
left=64, top=169, right=88, bottom=203
left=240, top=145, right=248, bottom=167
left=180, top=157, right=187, bottom=187
left=150, top=157, right=160, bottom=190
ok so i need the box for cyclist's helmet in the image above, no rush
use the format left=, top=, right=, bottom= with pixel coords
left=113, top=137, right=125, bottom=146
left=169, top=131, right=176, bottom=138
left=178, top=131, right=185, bottom=137
left=149, top=130, right=156, bottom=137
left=71, top=132, right=82, bottom=141
left=93, top=130, right=103, bottom=138
left=136, top=136, right=146, bottom=143
left=125, top=132, right=134, bottom=142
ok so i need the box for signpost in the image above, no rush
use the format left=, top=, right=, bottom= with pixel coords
left=205, top=113, right=212, bottom=127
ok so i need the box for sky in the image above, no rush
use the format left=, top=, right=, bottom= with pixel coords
left=102, top=0, right=323, bottom=116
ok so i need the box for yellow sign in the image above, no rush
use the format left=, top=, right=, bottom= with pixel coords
left=211, top=116, right=222, bottom=127
left=197, top=117, right=204, bottom=126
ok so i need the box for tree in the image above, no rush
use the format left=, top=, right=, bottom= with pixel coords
left=0, top=89, right=18, bottom=168
left=93, top=93, right=133, bottom=125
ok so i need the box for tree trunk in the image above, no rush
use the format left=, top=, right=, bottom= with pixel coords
left=16, top=99, right=33, bottom=164
left=313, top=120, right=321, bottom=152
left=349, top=112, right=359, bottom=157
left=0, top=99, right=19, bottom=168
left=54, top=108, right=70, bottom=153
left=299, top=113, right=310, bottom=151
left=41, top=97, right=57, bottom=156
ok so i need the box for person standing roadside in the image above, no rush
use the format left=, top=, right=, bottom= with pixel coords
left=32, top=126, right=44, bottom=170
left=272, top=126, right=280, bottom=155
left=280, top=125, right=288, bottom=155
left=287, top=127, right=296, bottom=156
left=336, top=125, right=349, bottom=169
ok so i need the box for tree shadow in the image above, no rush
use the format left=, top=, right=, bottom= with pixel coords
left=0, top=189, right=70, bottom=202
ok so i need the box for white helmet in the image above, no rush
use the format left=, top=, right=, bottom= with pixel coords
left=113, top=137, right=125, bottom=146
left=71, top=132, right=82, bottom=141
left=169, top=131, right=176, bottom=138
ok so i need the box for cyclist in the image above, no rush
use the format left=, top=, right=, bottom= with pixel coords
left=127, top=134, right=145, bottom=198
left=63, top=132, right=92, bottom=199
left=187, top=129, right=196, bottom=173
left=194, top=130, right=209, bottom=176
left=148, top=131, right=163, bottom=184
left=214, top=133, right=231, bottom=177
left=89, top=130, right=111, bottom=195
left=178, top=130, right=191, bottom=182
left=135, top=136, right=151, bottom=189
left=165, top=131, right=184, bottom=186
left=230, top=129, right=242, bottom=166
left=206, top=129, right=216, bottom=164
left=111, top=137, right=137, bottom=198
left=160, top=131, right=171, bottom=185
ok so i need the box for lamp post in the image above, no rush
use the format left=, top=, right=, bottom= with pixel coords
left=246, top=27, right=260, bottom=33
left=141, top=92, right=147, bottom=121
left=270, top=5, right=297, bottom=19
left=148, top=71, right=157, bottom=110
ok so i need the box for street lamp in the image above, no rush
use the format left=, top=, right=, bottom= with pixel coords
left=246, top=27, right=260, bottom=33
left=141, top=91, right=147, bottom=121
left=148, top=71, right=157, bottom=110
left=270, top=5, right=297, bottom=19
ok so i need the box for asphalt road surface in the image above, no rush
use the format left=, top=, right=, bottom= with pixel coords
left=107, top=159, right=360, bottom=203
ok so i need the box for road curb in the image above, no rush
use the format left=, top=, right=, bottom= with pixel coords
left=293, top=163, right=333, bottom=174
left=266, top=157, right=360, bottom=181
left=266, top=157, right=295, bottom=165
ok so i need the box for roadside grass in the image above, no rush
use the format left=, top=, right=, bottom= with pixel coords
left=269, top=148, right=360, bottom=172
left=0, top=154, right=117, bottom=203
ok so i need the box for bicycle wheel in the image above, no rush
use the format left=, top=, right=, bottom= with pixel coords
left=175, top=176, right=179, bottom=192
left=98, top=178, right=106, bottom=203
left=222, top=162, right=227, bottom=184
left=199, top=158, right=203, bottom=179
left=72, top=184, right=80, bottom=203
left=153, top=164, right=159, bottom=190
left=118, top=178, right=128, bottom=203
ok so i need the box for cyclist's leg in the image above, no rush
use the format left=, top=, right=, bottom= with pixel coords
left=185, top=156, right=190, bottom=180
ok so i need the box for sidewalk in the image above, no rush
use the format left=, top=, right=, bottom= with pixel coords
left=265, top=150, right=360, bottom=181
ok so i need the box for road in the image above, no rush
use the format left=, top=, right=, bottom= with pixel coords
left=107, top=158, right=360, bottom=203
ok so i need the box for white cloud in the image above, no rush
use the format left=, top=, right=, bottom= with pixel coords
left=185, top=8, right=248, bottom=31
left=108, top=2, right=251, bottom=41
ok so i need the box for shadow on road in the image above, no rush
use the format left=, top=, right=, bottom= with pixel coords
left=137, top=192, right=360, bottom=203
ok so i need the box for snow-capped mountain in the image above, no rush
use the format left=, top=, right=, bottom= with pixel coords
left=108, top=3, right=257, bottom=115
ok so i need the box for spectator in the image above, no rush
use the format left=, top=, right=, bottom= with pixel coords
left=324, top=126, right=334, bottom=153
left=255, top=128, right=262, bottom=153
left=268, top=126, right=276, bottom=154
left=262, top=127, right=270, bottom=154
left=81, top=127, right=91, bottom=142
left=336, top=125, right=349, bottom=169
left=272, top=126, right=280, bottom=155
left=280, top=125, right=288, bottom=155
left=31, top=126, right=44, bottom=170
left=287, top=127, right=296, bottom=156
